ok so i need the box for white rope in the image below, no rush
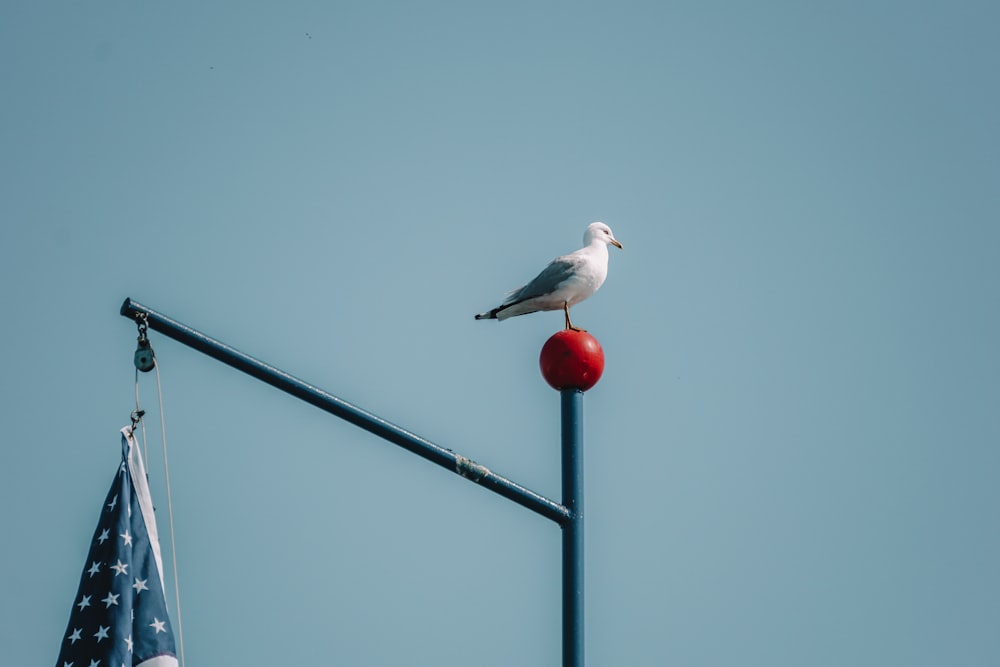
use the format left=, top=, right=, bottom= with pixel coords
left=152, top=359, right=186, bottom=667
left=135, top=369, right=150, bottom=466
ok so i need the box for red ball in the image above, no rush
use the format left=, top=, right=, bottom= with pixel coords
left=539, top=330, right=605, bottom=391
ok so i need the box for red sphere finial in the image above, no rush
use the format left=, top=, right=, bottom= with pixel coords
left=539, top=330, right=605, bottom=391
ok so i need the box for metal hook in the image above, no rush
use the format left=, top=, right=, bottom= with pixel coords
left=130, top=409, right=146, bottom=433
left=133, top=313, right=156, bottom=372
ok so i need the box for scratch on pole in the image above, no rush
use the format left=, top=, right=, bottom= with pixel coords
left=455, top=455, right=491, bottom=482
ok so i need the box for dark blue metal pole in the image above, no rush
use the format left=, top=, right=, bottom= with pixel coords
left=561, top=389, right=584, bottom=667
left=121, top=297, right=589, bottom=666
left=120, top=298, right=570, bottom=525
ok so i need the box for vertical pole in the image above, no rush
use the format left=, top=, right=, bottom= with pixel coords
left=561, top=388, right=584, bottom=667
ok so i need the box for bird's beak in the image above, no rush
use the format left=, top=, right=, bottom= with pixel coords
left=611, top=239, right=623, bottom=249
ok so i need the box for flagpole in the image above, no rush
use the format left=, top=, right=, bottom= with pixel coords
left=539, top=330, right=603, bottom=667
left=561, top=388, right=584, bottom=667
left=120, top=297, right=605, bottom=667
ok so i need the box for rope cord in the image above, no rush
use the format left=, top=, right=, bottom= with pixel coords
left=133, top=361, right=186, bottom=667
left=153, top=359, right=186, bottom=667
left=134, top=369, right=149, bottom=466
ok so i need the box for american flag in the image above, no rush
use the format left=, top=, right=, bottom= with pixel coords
left=55, top=428, right=178, bottom=667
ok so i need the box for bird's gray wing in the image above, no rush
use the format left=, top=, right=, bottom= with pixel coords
left=502, top=255, right=582, bottom=305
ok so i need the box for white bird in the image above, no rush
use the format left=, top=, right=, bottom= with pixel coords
left=475, top=222, right=623, bottom=331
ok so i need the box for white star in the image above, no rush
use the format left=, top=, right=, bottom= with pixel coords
left=111, top=559, right=128, bottom=576
left=88, top=660, right=99, bottom=667
left=68, top=627, right=82, bottom=644
left=149, top=617, right=166, bottom=634
left=63, top=662, right=74, bottom=667
left=87, top=561, right=101, bottom=577
left=77, top=594, right=91, bottom=611
left=97, top=529, right=110, bottom=544
left=94, top=624, right=110, bottom=641
left=120, top=529, right=133, bottom=546
left=125, top=634, right=134, bottom=653
left=106, top=494, right=118, bottom=511
left=102, top=591, right=120, bottom=607
left=132, top=577, right=149, bottom=595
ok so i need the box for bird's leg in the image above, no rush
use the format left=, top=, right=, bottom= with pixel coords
left=564, top=302, right=587, bottom=332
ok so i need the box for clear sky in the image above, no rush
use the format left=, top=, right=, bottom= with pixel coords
left=2, top=1, right=998, bottom=665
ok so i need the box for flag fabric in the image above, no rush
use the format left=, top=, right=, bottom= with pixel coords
left=56, top=427, right=178, bottom=667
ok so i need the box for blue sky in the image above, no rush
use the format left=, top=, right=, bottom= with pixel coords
left=2, top=1, right=998, bottom=665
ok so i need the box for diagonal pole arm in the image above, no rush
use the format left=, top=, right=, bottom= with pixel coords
left=120, top=297, right=570, bottom=526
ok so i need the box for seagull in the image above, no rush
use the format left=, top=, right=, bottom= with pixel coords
left=475, top=222, right=623, bottom=331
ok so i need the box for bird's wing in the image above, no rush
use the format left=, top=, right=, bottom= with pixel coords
left=502, top=255, right=583, bottom=305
